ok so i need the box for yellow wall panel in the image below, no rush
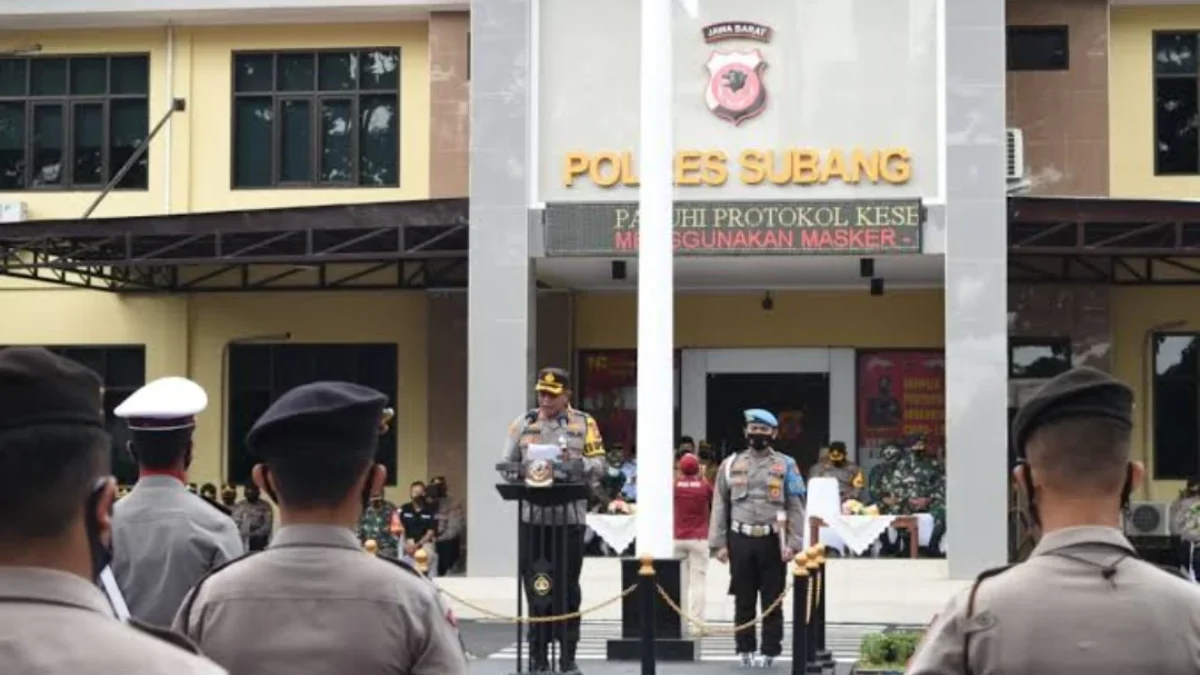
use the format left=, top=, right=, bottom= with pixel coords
left=1111, top=6, right=1200, bottom=198
left=574, top=290, right=946, bottom=349
left=1110, top=286, right=1200, bottom=500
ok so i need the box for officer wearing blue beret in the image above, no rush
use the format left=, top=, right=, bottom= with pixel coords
left=708, top=408, right=806, bottom=668
left=173, top=381, right=467, bottom=675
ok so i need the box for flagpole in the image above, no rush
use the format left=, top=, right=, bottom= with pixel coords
left=635, top=0, right=675, bottom=560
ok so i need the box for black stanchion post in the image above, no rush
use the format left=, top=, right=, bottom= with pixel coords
left=638, top=556, right=657, bottom=675
left=791, top=553, right=809, bottom=675
left=805, top=551, right=822, bottom=674
left=815, top=545, right=834, bottom=674
left=516, top=498, right=525, bottom=674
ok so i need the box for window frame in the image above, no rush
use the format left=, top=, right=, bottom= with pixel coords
left=1007, top=337, right=1073, bottom=380
left=1006, top=25, right=1070, bottom=72
left=1152, top=30, right=1200, bottom=176
left=224, top=342, right=400, bottom=486
left=228, top=47, right=403, bottom=190
left=0, top=53, right=152, bottom=191
left=1151, top=330, right=1200, bottom=480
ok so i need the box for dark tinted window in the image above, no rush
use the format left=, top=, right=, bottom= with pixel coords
left=1154, top=33, right=1200, bottom=175
left=1153, top=334, right=1200, bottom=479
left=1007, top=26, right=1069, bottom=71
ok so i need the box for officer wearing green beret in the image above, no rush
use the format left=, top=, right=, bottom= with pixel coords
left=909, top=367, right=1200, bottom=674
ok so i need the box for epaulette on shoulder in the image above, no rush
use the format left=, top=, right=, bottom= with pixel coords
left=127, top=618, right=201, bottom=655
left=966, top=563, right=1014, bottom=616
left=175, top=551, right=259, bottom=633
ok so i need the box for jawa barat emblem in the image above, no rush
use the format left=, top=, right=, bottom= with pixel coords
left=701, top=21, right=773, bottom=126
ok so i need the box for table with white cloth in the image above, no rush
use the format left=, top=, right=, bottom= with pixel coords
left=585, top=514, right=638, bottom=555
left=801, top=476, right=934, bottom=557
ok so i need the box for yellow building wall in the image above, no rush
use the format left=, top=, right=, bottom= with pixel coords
left=0, top=289, right=428, bottom=501
left=1110, top=286, right=1200, bottom=501
left=0, top=22, right=430, bottom=219
left=1110, top=6, right=1200, bottom=198
left=574, top=290, right=946, bottom=348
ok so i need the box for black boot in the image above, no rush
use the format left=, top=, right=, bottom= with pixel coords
left=529, top=642, right=550, bottom=673
left=559, top=639, right=581, bottom=675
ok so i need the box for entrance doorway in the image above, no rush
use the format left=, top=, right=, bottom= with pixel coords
left=705, top=373, right=831, bottom=472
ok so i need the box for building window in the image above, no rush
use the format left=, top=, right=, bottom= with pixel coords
left=1008, top=338, right=1072, bottom=379
left=1006, top=26, right=1069, bottom=72
left=0, top=55, right=150, bottom=191
left=226, top=343, right=399, bottom=485
left=231, top=49, right=401, bottom=189
left=1154, top=32, right=1200, bottom=175
left=1153, top=333, right=1200, bottom=480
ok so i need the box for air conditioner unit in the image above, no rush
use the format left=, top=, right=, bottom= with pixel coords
left=1124, top=501, right=1170, bottom=537
left=0, top=201, right=27, bottom=223
left=1006, top=128, right=1026, bottom=181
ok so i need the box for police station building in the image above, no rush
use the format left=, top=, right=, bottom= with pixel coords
left=466, top=0, right=1008, bottom=593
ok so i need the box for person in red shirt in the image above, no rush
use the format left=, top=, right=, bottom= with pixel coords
left=673, top=453, right=713, bottom=635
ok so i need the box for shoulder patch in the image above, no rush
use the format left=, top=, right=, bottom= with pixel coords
left=128, top=618, right=201, bottom=655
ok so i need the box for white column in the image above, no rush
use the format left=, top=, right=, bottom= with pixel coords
left=635, top=0, right=675, bottom=560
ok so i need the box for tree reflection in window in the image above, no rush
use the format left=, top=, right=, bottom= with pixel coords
left=232, top=48, right=400, bottom=188
left=1153, top=333, right=1200, bottom=479
left=1008, top=339, right=1071, bottom=379
left=1154, top=32, right=1200, bottom=175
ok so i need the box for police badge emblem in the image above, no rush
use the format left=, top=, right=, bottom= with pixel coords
left=526, top=458, right=554, bottom=488
left=701, top=21, right=773, bottom=127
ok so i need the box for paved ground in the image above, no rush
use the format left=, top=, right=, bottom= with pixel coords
left=459, top=619, right=906, bottom=673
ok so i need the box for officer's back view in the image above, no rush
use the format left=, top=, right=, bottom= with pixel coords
left=172, top=381, right=467, bottom=675
left=909, top=367, right=1200, bottom=674
left=0, top=347, right=226, bottom=675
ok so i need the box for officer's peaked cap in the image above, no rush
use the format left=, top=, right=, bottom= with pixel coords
left=1011, top=366, right=1133, bottom=458
left=247, top=381, right=388, bottom=460
left=0, top=347, right=105, bottom=432
left=744, top=408, right=778, bottom=428
left=535, top=367, right=570, bottom=396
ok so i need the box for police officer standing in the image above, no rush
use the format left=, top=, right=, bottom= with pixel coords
left=111, top=376, right=243, bottom=626
left=0, top=347, right=226, bottom=674
left=173, top=381, right=467, bottom=674
left=499, top=367, right=607, bottom=674
left=709, top=409, right=806, bottom=668
left=909, top=367, right=1200, bottom=674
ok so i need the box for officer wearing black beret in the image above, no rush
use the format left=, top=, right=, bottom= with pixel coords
left=173, top=381, right=467, bottom=674
left=909, top=367, right=1200, bottom=674
left=0, top=347, right=226, bottom=674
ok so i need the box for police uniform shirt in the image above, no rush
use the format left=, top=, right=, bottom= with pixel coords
left=709, top=449, right=806, bottom=552
left=908, top=527, right=1200, bottom=674
left=113, top=478, right=244, bottom=626
left=500, top=407, right=607, bottom=525
left=174, top=525, right=467, bottom=675
left=0, top=568, right=226, bottom=674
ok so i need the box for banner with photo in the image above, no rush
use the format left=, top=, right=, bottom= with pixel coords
left=578, top=350, right=680, bottom=454
left=856, top=350, right=945, bottom=468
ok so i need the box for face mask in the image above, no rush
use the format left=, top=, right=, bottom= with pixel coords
left=245, top=489, right=260, bottom=503
left=747, top=433, right=772, bottom=451
left=412, top=493, right=425, bottom=503
left=830, top=453, right=845, bottom=465
left=83, top=479, right=113, bottom=581
left=220, top=492, right=236, bottom=505
left=698, top=450, right=713, bottom=462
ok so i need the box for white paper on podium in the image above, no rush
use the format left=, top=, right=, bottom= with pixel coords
left=526, top=444, right=560, bottom=462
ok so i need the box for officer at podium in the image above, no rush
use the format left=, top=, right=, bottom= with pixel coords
left=500, top=367, right=606, bottom=674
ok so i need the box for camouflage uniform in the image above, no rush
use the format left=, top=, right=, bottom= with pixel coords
left=357, top=499, right=400, bottom=557
left=878, top=450, right=946, bottom=527
left=866, top=445, right=905, bottom=512
left=232, top=499, right=274, bottom=551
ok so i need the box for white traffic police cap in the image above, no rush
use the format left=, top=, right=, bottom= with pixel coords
left=114, top=376, right=208, bottom=431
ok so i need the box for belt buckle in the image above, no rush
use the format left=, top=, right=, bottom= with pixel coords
left=752, top=525, right=765, bottom=536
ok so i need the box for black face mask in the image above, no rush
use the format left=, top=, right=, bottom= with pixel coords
left=698, top=450, right=713, bottom=463
left=84, top=478, right=113, bottom=582
left=747, top=433, right=772, bottom=451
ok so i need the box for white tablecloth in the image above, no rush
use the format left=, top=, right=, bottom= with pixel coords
left=586, top=514, right=638, bottom=553
left=812, top=514, right=897, bottom=555
left=804, top=476, right=934, bottom=555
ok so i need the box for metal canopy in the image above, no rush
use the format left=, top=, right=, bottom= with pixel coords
left=1008, top=196, right=1200, bottom=285
left=0, top=199, right=468, bottom=292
